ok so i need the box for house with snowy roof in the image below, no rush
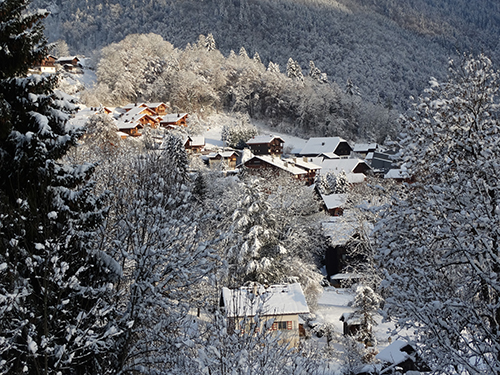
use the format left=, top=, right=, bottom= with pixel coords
left=283, top=156, right=322, bottom=185
left=239, top=155, right=308, bottom=182
left=33, top=55, right=57, bottom=74
left=246, top=134, right=285, bottom=156
left=375, top=340, right=431, bottom=373
left=207, top=150, right=239, bottom=169
left=299, top=137, right=352, bottom=157
left=185, top=136, right=205, bottom=154
left=55, top=56, right=82, bottom=72
left=220, top=283, right=310, bottom=347
left=312, top=157, right=371, bottom=183
left=160, top=113, right=189, bottom=128
left=144, top=102, right=168, bottom=116
left=320, top=193, right=347, bottom=216
left=352, top=143, right=378, bottom=156
left=370, top=151, right=396, bottom=174
left=115, top=106, right=159, bottom=136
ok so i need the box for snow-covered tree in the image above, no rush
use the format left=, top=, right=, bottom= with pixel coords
left=267, top=61, right=280, bottom=74
left=194, top=310, right=330, bottom=375
left=0, top=1, right=120, bottom=373
left=239, top=46, right=249, bottom=59
left=253, top=52, right=262, bottom=64
left=377, top=54, right=500, bottom=374
left=350, top=285, right=382, bottom=347
left=83, top=111, right=120, bottom=153
left=221, top=113, right=258, bottom=148
left=96, top=146, right=218, bottom=373
left=286, top=58, right=303, bottom=82
left=308, top=61, right=328, bottom=84
left=316, top=171, right=350, bottom=195
left=50, top=39, right=70, bottom=58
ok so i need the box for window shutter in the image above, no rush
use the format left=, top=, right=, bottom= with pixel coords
left=287, top=321, right=292, bottom=330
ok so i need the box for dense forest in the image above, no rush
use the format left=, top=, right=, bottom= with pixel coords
left=33, top=0, right=500, bottom=108
left=81, top=32, right=398, bottom=142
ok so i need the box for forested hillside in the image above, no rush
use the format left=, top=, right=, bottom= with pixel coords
left=33, top=0, right=500, bottom=108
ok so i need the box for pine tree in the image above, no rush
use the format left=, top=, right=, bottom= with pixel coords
left=0, top=1, right=120, bottom=373
left=286, top=58, right=303, bottom=82
left=239, top=46, right=248, bottom=59
left=206, top=33, right=217, bottom=51
left=308, top=60, right=328, bottom=84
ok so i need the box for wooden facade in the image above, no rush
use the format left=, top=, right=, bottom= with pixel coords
left=160, top=113, right=189, bottom=127
left=118, top=123, right=144, bottom=137
left=246, top=135, right=284, bottom=156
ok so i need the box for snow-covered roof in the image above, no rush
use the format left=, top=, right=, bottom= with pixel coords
left=208, top=150, right=237, bottom=159
left=352, top=143, right=378, bottom=153
left=376, top=340, right=413, bottom=365
left=116, top=120, right=144, bottom=130
left=117, top=131, right=129, bottom=138
left=56, top=56, right=79, bottom=62
left=286, top=157, right=322, bottom=171
left=331, top=273, right=362, bottom=280
left=243, top=155, right=307, bottom=176
left=384, top=169, right=409, bottom=179
left=321, top=193, right=347, bottom=210
left=298, top=137, right=350, bottom=156
left=322, top=218, right=357, bottom=246
left=145, top=102, right=166, bottom=108
left=318, top=152, right=340, bottom=160
left=316, top=158, right=370, bottom=176
left=345, top=173, right=366, bottom=183
left=190, top=136, right=205, bottom=147
left=160, top=113, right=188, bottom=123
left=246, top=134, right=285, bottom=145
left=340, top=312, right=361, bottom=325
left=221, top=283, right=310, bottom=318
left=122, top=106, right=155, bottom=118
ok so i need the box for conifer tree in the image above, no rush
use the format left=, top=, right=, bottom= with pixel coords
left=0, top=1, right=120, bottom=373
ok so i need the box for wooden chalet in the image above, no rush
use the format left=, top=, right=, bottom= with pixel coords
left=122, top=103, right=145, bottom=112
left=320, top=193, right=347, bottom=216
left=246, top=134, right=284, bottom=156
left=56, top=56, right=80, bottom=66
left=34, top=55, right=57, bottom=73
left=144, top=102, right=168, bottom=116
left=283, top=156, right=322, bottom=186
left=160, top=113, right=189, bottom=127
left=240, top=155, right=308, bottom=182
left=184, top=136, right=205, bottom=154
left=208, top=150, right=239, bottom=170
left=55, top=56, right=82, bottom=72
left=115, top=106, right=159, bottom=136
left=220, top=283, right=310, bottom=347
left=116, top=122, right=144, bottom=137
left=299, top=137, right=352, bottom=157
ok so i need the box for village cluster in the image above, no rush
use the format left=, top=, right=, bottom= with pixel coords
left=70, top=101, right=426, bottom=373
left=83, top=101, right=407, bottom=217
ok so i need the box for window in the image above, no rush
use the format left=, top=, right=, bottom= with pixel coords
left=277, top=321, right=287, bottom=330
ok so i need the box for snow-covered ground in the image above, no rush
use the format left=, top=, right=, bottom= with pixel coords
left=312, top=287, right=394, bottom=348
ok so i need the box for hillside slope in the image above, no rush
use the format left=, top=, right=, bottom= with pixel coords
left=33, top=0, right=500, bottom=107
